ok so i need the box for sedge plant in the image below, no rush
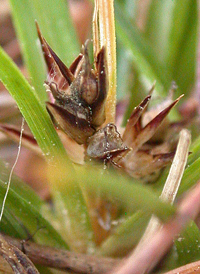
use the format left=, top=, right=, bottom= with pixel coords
left=0, top=0, right=199, bottom=273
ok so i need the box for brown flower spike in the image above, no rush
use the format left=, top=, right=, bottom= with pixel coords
left=36, top=24, right=183, bottom=182
left=0, top=27, right=183, bottom=182
left=116, top=93, right=183, bottom=181
left=36, top=23, right=108, bottom=145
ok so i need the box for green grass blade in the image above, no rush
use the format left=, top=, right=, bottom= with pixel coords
left=152, top=157, right=200, bottom=199
left=116, top=46, right=133, bottom=100
left=178, top=157, right=200, bottom=195
left=49, top=164, right=175, bottom=253
left=0, top=161, right=68, bottom=249
left=1, top=208, right=27, bottom=239
left=144, top=0, right=174, bottom=64
left=140, top=0, right=198, bottom=97
left=82, top=162, right=176, bottom=257
left=188, top=135, right=200, bottom=164
left=0, top=46, right=67, bottom=160
left=0, top=190, right=67, bottom=248
left=30, top=0, right=80, bottom=65
left=169, top=135, right=200, bottom=195
left=166, top=0, right=195, bottom=68
left=98, top=154, right=200, bottom=257
left=98, top=211, right=150, bottom=256
left=74, top=166, right=175, bottom=221
left=48, top=164, right=95, bottom=253
left=160, top=221, right=200, bottom=272
left=174, top=222, right=200, bottom=266
left=8, top=0, right=46, bottom=102
left=115, top=4, right=171, bottom=95
left=99, top=160, right=200, bottom=258
left=167, top=0, right=198, bottom=96
left=0, top=47, right=95, bottom=253
left=36, top=266, right=53, bottom=274
left=9, top=0, right=80, bottom=102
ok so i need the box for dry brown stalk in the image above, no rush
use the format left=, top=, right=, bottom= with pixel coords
left=3, top=235, right=119, bottom=274
left=0, top=233, right=39, bottom=273
left=135, top=129, right=191, bottom=248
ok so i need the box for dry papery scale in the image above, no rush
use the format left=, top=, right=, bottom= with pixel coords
left=35, top=23, right=184, bottom=183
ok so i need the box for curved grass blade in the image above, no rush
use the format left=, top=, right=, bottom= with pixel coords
left=48, top=164, right=96, bottom=253
left=0, top=46, right=67, bottom=161
left=166, top=0, right=198, bottom=96
left=0, top=47, right=95, bottom=253
left=0, top=161, right=68, bottom=249
left=152, top=156, right=200, bottom=198
left=9, top=0, right=80, bottom=102
left=115, top=3, right=171, bottom=96
left=99, top=177, right=200, bottom=258
left=98, top=211, right=150, bottom=256
left=30, top=0, right=80, bottom=65
left=144, top=0, right=174, bottom=64
left=99, top=129, right=191, bottom=257
left=8, top=0, right=46, bottom=102
left=188, top=135, right=200, bottom=164
left=178, top=157, right=200, bottom=195
left=72, top=166, right=175, bottom=221
left=161, top=221, right=200, bottom=272
left=49, top=163, right=175, bottom=254
left=155, top=134, right=200, bottom=196
left=145, top=0, right=198, bottom=97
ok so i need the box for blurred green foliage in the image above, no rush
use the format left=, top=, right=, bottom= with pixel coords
left=116, top=0, right=198, bottom=108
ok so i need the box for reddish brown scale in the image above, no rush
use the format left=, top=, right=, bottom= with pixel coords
left=36, top=22, right=72, bottom=94
left=37, top=24, right=108, bottom=145
left=69, top=54, right=83, bottom=75
left=46, top=101, right=95, bottom=145
left=87, top=123, right=129, bottom=160
left=113, top=93, right=184, bottom=182
left=78, top=41, right=99, bottom=105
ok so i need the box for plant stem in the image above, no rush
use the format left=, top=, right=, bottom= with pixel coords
left=93, top=0, right=116, bottom=123
left=135, top=129, right=191, bottom=250
left=4, top=234, right=119, bottom=274
left=0, top=234, right=39, bottom=273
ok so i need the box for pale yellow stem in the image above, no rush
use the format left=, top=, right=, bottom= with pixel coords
left=93, top=0, right=116, bottom=123
left=134, top=129, right=191, bottom=252
left=90, top=0, right=117, bottom=244
left=92, top=0, right=100, bottom=58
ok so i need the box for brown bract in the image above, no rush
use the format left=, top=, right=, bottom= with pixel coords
left=36, top=23, right=108, bottom=144
left=87, top=123, right=130, bottom=161
left=114, top=93, right=184, bottom=181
